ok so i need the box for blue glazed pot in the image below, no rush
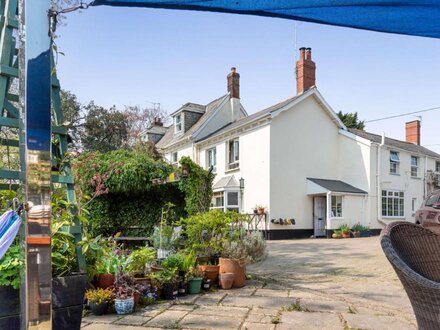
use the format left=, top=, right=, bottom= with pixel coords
left=115, top=297, right=134, bottom=315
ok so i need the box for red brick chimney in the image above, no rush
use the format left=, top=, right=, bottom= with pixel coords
left=296, top=47, right=316, bottom=95
left=227, top=67, right=240, bottom=99
left=405, top=120, right=421, bottom=145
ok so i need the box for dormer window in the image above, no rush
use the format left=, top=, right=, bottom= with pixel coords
left=175, top=114, right=182, bottom=133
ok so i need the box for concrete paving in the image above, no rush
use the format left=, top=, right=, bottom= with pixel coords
left=82, top=236, right=417, bottom=329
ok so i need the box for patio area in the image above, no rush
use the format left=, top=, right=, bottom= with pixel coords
left=81, top=236, right=416, bottom=330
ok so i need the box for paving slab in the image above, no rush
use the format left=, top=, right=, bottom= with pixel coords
left=299, top=298, right=350, bottom=313
left=277, top=311, right=342, bottom=330
left=194, top=295, right=224, bottom=305
left=144, top=310, right=188, bottom=328
left=83, top=314, right=123, bottom=324
left=222, top=287, right=256, bottom=297
left=342, top=312, right=416, bottom=330
left=222, top=295, right=295, bottom=309
left=133, top=304, right=168, bottom=317
left=254, top=288, right=289, bottom=298
left=113, top=315, right=150, bottom=326
left=81, top=324, right=158, bottom=330
left=191, top=305, right=249, bottom=318
left=241, top=322, right=275, bottom=330
left=245, top=307, right=279, bottom=324
left=169, top=303, right=196, bottom=311
left=180, top=314, right=243, bottom=330
left=175, top=294, right=199, bottom=304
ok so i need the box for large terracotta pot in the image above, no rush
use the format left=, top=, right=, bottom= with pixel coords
left=197, top=265, right=220, bottom=283
left=219, top=273, right=235, bottom=290
left=97, top=274, right=115, bottom=289
left=219, top=258, right=246, bottom=288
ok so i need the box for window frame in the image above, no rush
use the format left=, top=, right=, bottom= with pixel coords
left=330, top=195, right=343, bottom=218
left=382, top=189, right=405, bottom=218
left=436, top=161, right=440, bottom=185
left=171, top=152, right=178, bottom=164
left=389, top=151, right=400, bottom=174
left=210, top=189, right=241, bottom=212
left=410, top=156, right=419, bottom=177
left=226, top=138, right=240, bottom=171
left=174, top=114, right=183, bottom=133
left=206, top=147, right=217, bottom=173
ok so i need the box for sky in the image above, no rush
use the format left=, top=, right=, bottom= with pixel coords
left=56, top=5, right=440, bottom=153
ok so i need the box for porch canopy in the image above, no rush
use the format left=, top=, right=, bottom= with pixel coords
left=307, top=178, right=367, bottom=195
left=91, top=1, right=440, bottom=39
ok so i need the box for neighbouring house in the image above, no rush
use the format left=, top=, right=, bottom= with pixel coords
left=140, top=47, right=440, bottom=239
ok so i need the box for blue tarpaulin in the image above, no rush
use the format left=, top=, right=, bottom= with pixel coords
left=91, top=1, right=440, bottom=39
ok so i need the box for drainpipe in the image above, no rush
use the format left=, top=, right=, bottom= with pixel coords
left=377, top=133, right=386, bottom=226
left=424, top=155, right=428, bottom=198
left=326, top=191, right=332, bottom=234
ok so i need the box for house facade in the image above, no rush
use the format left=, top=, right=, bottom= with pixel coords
left=141, top=48, right=440, bottom=239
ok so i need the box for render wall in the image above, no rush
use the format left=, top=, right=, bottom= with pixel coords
left=269, top=96, right=341, bottom=230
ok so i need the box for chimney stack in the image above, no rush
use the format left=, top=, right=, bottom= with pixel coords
left=227, top=67, right=240, bottom=99
left=405, top=120, right=421, bottom=145
left=153, top=117, right=163, bottom=127
left=296, top=47, right=316, bottom=94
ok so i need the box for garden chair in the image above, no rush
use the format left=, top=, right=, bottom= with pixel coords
left=381, top=221, right=440, bottom=330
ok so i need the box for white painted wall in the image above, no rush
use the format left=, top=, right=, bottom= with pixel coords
left=164, top=144, right=194, bottom=163
left=269, top=96, right=341, bottom=230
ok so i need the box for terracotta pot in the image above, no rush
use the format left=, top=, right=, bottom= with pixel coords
left=219, top=273, right=235, bottom=290
left=151, top=265, right=164, bottom=272
left=97, top=274, right=115, bottom=289
left=257, top=208, right=265, bottom=215
left=197, top=265, right=219, bottom=283
left=342, top=232, right=350, bottom=238
left=219, top=258, right=246, bottom=288
left=133, top=291, right=140, bottom=306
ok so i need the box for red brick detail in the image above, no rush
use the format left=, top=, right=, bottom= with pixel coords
left=227, top=67, right=240, bottom=99
left=406, top=120, right=421, bottom=145
left=296, top=47, right=316, bottom=95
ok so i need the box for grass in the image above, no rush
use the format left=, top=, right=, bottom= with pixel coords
left=281, top=298, right=310, bottom=312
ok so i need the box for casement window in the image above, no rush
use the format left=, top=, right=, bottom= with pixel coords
left=331, top=195, right=343, bottom=218
left=206, top=148, right=217, bottom=172
left=227, top=139, right=239, bottom=170
left=171, top=152, right=178, bottom=164
left=210, top=191, right=240, bottom=212
left=174, top=114, right=182, bottom=133
left=390, top=151, right=400, bottom=174
left=411, top=156, right=419, bottom=177
left=382, top=190, right=404, bottom=217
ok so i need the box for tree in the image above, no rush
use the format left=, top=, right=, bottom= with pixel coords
left=337, top=111, right=365, bottom=130
left=82, top=102, right=129, bottom=152
left=124, top=104, right=167, bottom=147
left=60, top=89, right=83, bottom=148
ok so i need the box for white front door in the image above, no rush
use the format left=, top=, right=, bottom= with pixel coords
left=314, top=196, right=326, bottom=237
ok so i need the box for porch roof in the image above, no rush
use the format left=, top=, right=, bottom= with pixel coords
left=307, top=178, right=367, bottom=195
left=213, top=175, right=239, bottom=190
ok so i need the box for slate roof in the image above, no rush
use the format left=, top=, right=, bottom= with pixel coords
left=194, top=94, right=302, bottom=142
left=307, top=178, right=367, bottom=194
left=156, top=94, right=229, bottom=149
left=350, top=129, right=440, bottom=159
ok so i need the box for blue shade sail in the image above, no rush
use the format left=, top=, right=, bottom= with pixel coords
left=90, top=1, right=440, bottom=39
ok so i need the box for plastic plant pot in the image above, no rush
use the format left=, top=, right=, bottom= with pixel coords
left=187, top=278, right=203, bottom=294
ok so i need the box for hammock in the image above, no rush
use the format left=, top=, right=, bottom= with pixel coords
left=0, top=210, right=22, bottom=260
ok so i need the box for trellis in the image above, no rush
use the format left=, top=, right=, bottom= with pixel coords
left=0, top=0, right=85, bottom=270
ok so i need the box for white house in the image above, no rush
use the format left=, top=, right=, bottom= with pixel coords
left=141, top=47, right=440, bottom=239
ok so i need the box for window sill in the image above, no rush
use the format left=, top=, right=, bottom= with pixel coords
left=382, top=216, right=405, bottom=219
left=389, top=173, right=400, bottom=176
left=410, top=176, right=421, bottom=180
left=225, top=163, right=240, bottom=173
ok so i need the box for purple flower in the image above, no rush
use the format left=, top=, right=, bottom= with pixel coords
left=115, top=249, right=121, bottom=256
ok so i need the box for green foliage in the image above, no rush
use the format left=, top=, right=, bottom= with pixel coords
left=0, top=190, right=16, bottom=213
left=126, top=246, right=156, bottom=275
left=338, top=224, right=351, bottom=234
left=82, top=102, right=129, bottom=152
left=60, top=89, right=82, bottom=148
left=161, top=253, right=185, bottom=271
left=85, top=288, right=114, bottom=304
left=149, top=269, right=178, bottom=285
left=181, top=251, right=197, bottom=272
left=181, top=209, right=250, bottom=256
left=337, top=111, right=365, bottom=130
left=179, top=156, right=215, bottom=215
left=351, top=223, right=363, bottom=232
left=74, top=151, right=211, bottom=238
left=0, top=241, right=23, bottom=289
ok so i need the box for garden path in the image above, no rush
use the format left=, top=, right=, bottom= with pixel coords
left=82, top=236, right=416, bottom=329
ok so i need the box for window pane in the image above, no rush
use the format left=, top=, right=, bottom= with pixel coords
left=227, top=192, right=239, bottom=206
left=390, top=151, right=400, bottom=162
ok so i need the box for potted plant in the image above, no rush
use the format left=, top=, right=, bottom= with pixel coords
left=85, top=288, right=114, bottom=315
left=256, top=205, right=266, bottom=215
left=351, top=223, right=362, bottom=238
left=186, top=266, right=204, bottom=294
left=331, top=229, right=342, bottom=239
left=360, top=225, right=371, bottom=237
left=114, top=273, right=135, bottom=315
left=150, top=269, right=178, bottom=300
left=338, top=224, right=351, bottom=238
left=126, top=246, right=156, bottom=279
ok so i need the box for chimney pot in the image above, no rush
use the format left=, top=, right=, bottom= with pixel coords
left=227, top=67, right=240, bottom=99
left=296, top=46, right=316, bottom=95
left=405, top=120, right=421, bottom=145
